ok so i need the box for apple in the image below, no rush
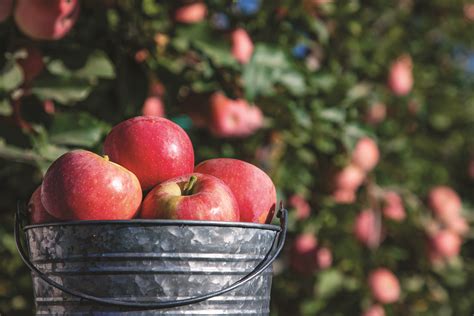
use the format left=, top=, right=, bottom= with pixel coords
left=332, top=164, right=366, bottom=191
left=428, top=186, right=462, bottom=222
left=388, top=54, right=413, bottom=96
left=103, top=116, right=194, bottom=190
left=289, top=194, right=311, bottom=220
left=351, top=137, right=379, bottom=172
left=16, top=44, right=44, bottom=83
left=331, top=188, right=356, bottom=204
left=464, top=3, right=474, bottom=21
left=28, top=185, right=59, bottom=224
left=14, top=0, right=80, bottom=40
left=140, top=173, right=239, bottom=221
left=194, top=158, right=276, bottom=223
left=365, top=102, right=386, bottom=125
left=368, top=268, right=400, bottom=304
left=430, top=229, right=462, bottom=258
left=445, top=215, right=469, bottom=236
left=290, top=233, right=318, bottom=274
left=41, top=150, right=142, bottom=220
left=174, top=2, right=207, bottom=24
left=354, top=209, right=383, bottom=248
left=208, top=93, right=263, bottom=138
left=231, top=28, right=254, bottom=64
left=316, top=247, right=332, bottom=269
left=142, top=96, right=165, bottom=117
left=362, top=305, right=385, bottom=316
left=382, top=191, right=406, bottom=221
left=0, top=0, right=13, bottom=23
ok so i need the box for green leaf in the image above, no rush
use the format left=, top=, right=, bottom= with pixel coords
left=31, top=76, right=92, bottom=104
left=0, top=99, right=12, bottom=116
left=47, top=50, right=115, bottom=80
left=315, top=269, right=344, bottom=299
left=49, top=112, right=110, bottom=147
left=0, top=138, right=42, bottom=163
left=0, top=61, right=23, bottom=92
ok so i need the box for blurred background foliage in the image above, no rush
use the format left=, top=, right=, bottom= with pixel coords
left=0, top=0, right=474, bottom=315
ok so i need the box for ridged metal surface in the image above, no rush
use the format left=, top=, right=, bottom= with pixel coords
left=25, top=222, right=278, bottom=315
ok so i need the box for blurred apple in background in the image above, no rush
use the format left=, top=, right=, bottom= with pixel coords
left=368, top=268, right=400, bottom=304
left=14, top=0, right=80, bottom=40
left=354, top=209, right=383, bottom=248
left=351, top=137, right=380, bottom=172
left=430, top=229, right=462, bottom=258
left=290, top=233, right=318, bottom=274
left=141, top=173, right=239, bottom=221
left=362, top=304, right=385, bottom=316
left=315, top=247, right=332, bottom=269
left=365, top=102, right=386, bottom=125
left=174, top=2, right=207, bottom=24
left=142, top=96, right=165, bottom=117
left=428, top=186, right=462, bottom=223
left=231, top=28, right=254, bottom=64
left=388, top=54, right=413, bottom=96
left=382, top=191, right=406, bottom=221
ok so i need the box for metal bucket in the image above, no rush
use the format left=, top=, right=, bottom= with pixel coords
left=15, top=205, right=287, bottom=315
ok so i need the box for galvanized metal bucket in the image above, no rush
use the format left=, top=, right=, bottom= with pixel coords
left=15, top=205, right=287, bottom=315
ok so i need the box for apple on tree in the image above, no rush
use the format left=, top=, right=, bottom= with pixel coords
left=41, top=150, right=142, bottom=220
left=140, top=173, right=239, bottom=221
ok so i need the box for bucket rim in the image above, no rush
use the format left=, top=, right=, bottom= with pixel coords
left=23, top=218, right=281, bottom=232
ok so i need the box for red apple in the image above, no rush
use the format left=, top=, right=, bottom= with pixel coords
left=174, top=2, right=207, bottom=24
left=430, top=229, right=462, bottom=258
left=428, top=186, right=462, bottom=222
left=28, top=185, right=59, bottom=224
left=351, top=137, right=379, bottom=172
left=103, top=116, right=194, bottom=190
left=142, top=96, right=165, bottom=117
left=16, top=44, right=44, bottom=83
left=14, top=0, right=80, bottom=40
left=140, top=173, right=239, bottom=221
left=388, top=54, right=413, bottom=96
left=290, top=233, right=318, bottom=274
left=41, top=150, right=142, bottom=220
left=368, top=268, right=400, bottom=304
left=354, top=209, right=383, bottom=248
left=362, top=305, right=385, bottom=316
left=332, top=164, right=365, bottom=191
left=382, top=191, right=406, bottom=222
left=231, top=28, right=254, bottom=64
left=0, top=0, right=13, bottom=22
left=195, top=158, right=276, bottom=223
left=316, top=247, right=332, bottom=269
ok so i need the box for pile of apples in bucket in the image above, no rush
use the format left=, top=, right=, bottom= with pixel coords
left=28, top=116, right=277, bottom=225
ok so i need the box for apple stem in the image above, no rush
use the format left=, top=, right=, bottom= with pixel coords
left=183, top=175, right=198, bottom=195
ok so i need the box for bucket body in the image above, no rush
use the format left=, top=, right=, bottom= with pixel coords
left=25, top=220, right=279, bottom=315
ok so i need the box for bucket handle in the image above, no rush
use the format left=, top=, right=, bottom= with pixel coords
left=15, top=202, right=287, bottom=310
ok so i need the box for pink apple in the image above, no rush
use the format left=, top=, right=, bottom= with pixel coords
left=354, top=209, right=383, bottom=248
left=430, top=229, right=462, bottom=258
left=28, top=185, right=59, bottom=224
left=41, top=150, right=142, bottom=220
left=140, top=173, right=239, bottom=221
left=351, top=137, right=380, bottom=172
left=195, top=158, right=276, bottom=223
left=0, top=0, right=13, bottom=23
left=362, top=304, right=385, bottom=316
left=103, top=116, right=194, bottom=190
left=231, top=28, right=254, bottom=64
left=290, top=233, right=318, bottom=274
left=382, top=191, right=406, bottom=221
left=388, top=54, right=413, bottom=96
left=368, top=268, right=400, bottom=304
left=332, top=164, right=366, bottom=191
left=316, top=247, right=332, bottom=269
left=428, top=186, right=462, bottom=222
left=289, top=194, right=311, bottom=220
left=174, top=2, right=207, bottom=24
left=331, top=188, right=357, bottom=204
left=365, top=102, right=386, bottom=125
left=464, top=3, right=474, bottom=21
left=14, top=0, right=80, bottom=40
left=445, top=215, right=469, bottom=236
left=142, top=96, right=165, bottom=117
left=16, top=44, right=44, bottom=83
